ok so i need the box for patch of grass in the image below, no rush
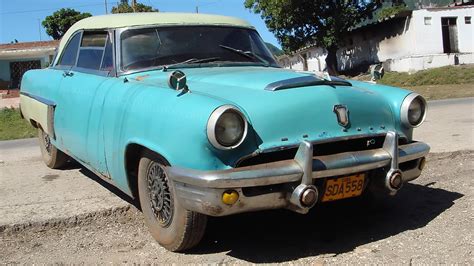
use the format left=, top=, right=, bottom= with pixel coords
left=0, top=108, right=37, bottom=141
left=378, top=65, right=474, bottom=87
left=406, top=84, right=474, bottom=101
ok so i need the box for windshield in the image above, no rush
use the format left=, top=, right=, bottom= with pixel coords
left=120, top=26, right=278, bottom=72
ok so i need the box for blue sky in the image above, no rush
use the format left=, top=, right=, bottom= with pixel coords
left=0, top=0, right=280, bottom=47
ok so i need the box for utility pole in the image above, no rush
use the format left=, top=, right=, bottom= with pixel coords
left=104, top=0, right=108, bottom=14
left=131, top=0, right=136, bottom=12
left=196, top=0, right=199, bottom=13
left=37, top=19, right=42, bottom=41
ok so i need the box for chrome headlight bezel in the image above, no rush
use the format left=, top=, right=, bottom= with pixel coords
left=401, top=93, right=427, bottom=128
left=207, top=105, right=248, bottom=150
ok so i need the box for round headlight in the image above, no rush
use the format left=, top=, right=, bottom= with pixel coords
left=207, top=105, right=248, bottom=150
left=401, top=93, right=427, bottom=127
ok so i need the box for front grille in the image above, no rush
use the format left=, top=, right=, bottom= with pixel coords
left=236, top=135, right=408, bottom=167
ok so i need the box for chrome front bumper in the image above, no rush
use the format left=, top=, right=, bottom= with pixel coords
left=168, top=131, right=430, bottom=216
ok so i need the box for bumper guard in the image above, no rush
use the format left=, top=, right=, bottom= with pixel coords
left=168, top=131, right=430, bottom=216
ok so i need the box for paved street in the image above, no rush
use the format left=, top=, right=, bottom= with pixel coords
left=415, top=97, right=474, bottom=152
left=0, top=97, right=473, bottom=263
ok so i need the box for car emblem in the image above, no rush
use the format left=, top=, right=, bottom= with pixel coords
left=333, top=104, right=350, bottom=128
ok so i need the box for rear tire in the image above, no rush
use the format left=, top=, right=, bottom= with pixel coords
left=137, top=150, right=207, bottom=252
left=38, top=128, right=68, bottom=169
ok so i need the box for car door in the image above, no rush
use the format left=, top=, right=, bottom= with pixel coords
left=54, top=30, right=115, bottom=176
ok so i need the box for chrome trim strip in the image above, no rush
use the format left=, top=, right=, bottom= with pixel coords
left=168, top=141, right=430, bottom=188
left=20, top=92, right=56, bottom=107
left=294, top=141, right=313, bottom=185
left=47, top=105, right=56, bottom=140
left=264, top=75, right=352, bottom=91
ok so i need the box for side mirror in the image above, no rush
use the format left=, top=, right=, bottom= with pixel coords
left=168, top=70, right=188, bottom=91
left=370, top=64, right=384, bottom=81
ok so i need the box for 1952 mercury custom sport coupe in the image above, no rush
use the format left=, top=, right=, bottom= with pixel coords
left=20, top=13, right=430, bottom=251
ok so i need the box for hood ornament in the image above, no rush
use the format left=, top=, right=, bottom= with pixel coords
left=333, top=104, right=350, bottom=128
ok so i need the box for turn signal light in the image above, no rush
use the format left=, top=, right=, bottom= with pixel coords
left=222, top=190, right=239, bottom=205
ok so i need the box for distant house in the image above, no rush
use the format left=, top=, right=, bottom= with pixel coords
left=0, top=40, right=58, bottom=89
left=278, top=4, right=473, bottom=73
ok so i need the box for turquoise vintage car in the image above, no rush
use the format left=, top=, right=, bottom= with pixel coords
left=20, top=13, right=430, bottom=251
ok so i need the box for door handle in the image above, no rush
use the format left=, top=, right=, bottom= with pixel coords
left=63, top=71, right=74, bottom=77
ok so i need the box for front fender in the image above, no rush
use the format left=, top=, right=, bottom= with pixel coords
left=348, top=80, right=414, bottom=139
left=105, top=81, right=258, bottom=194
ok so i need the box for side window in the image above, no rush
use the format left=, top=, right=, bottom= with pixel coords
left=100, top=35, right=114, bottom=71
left=76, top=32, right=107, bottom=70
left=58, top=33, right=81, bottom=66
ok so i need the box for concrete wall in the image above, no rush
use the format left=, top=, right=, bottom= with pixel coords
left=385, top=53, right=474, bottom=71
left=0, top=56, right=50, bottom=82
left=279, top=47, right=328, bottom=72
left=278, top=6, right=473, bottom=73
left=412, top=7, right=473, bottom=55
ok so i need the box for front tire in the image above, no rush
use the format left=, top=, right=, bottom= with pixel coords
left=38, top=128, right=68, bottom=169
left=137, top=151, right=207, bottom=252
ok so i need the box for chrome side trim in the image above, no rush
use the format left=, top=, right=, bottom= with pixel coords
left=264, top=75, right=352, bottom=91
left=47, top=105, right=56, bottom=139
left=20, top=92, right=56, bottom=107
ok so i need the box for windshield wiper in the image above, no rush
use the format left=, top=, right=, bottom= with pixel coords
left=163, top=57, right=222, bottom=70
left=219, top=45, right=269, bottom=66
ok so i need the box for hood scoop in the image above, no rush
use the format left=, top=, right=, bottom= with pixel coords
left=264, top=75, right=352, bottom=91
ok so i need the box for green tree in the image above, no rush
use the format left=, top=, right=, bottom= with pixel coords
left=111, top=1, right=158, bottom=13
left=265, top=42, right=284, bottom=56
left=245, top=0, right=381, bottom=74
left=42, top=8, right=92, bottom=40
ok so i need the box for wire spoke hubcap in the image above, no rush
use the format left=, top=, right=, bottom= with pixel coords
left=42, top=133, right=52, bottom=155
left=147, top=162, right=173, bottom=227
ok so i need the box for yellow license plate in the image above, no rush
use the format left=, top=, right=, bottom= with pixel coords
left=322, top=173, right=365, bottom=202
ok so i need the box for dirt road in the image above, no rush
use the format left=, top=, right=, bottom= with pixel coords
left=1, top=151, right=473, bottom=264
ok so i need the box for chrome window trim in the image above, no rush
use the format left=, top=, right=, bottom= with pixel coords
left=54, top=31, right=83, bottom=68
left=70, top=66, right=111, bottom=77
left=207, top=105, right=248, bottom=150
left=115, top=25, right=274, bottom=76
left=54, top=29, right=117, bottom=77
left=400, top=93, right=427, bottom=128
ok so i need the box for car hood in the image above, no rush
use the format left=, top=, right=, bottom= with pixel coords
left=129, top=66, right=400, bottom=151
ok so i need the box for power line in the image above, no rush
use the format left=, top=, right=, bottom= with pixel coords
left=0, top=3, right=104, bottom=15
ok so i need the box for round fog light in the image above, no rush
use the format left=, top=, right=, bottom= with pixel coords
left=222, top=190, right=239, bottom=205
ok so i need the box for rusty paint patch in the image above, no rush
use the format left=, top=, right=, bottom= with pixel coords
left=135, top=75, right=150, bottom=81
left=201, top=202, right=223, bottom=216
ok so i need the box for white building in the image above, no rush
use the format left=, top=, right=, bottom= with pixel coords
left=278, top=5, right=473, bottom=73
left=0, top=41, right=58, bottom=89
